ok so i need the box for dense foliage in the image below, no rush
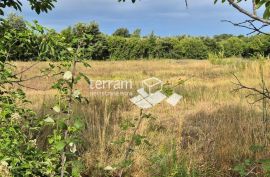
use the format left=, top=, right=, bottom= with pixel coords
left=1, top=0, right=270, bottom=175
left=0, top=0, right=56, bottom=15
left=0, top=12, right=89, bottom=176
left=1, top=14, right=270, bottom=61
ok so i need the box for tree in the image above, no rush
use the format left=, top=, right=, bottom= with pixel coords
left=61, top=26, right=73, bottom=43
left=213, top=34, right=234, bottom=42
left=113, top=28, right=130, bottom=38
left=0, top=0, right=57, bottom=15
left=131, top=28, right=141, bottom=38
left=5, top=13, right=26, bottom=30
left=146, top=31, right=157, bottom=58
left=70, top=22, right=109, bottom=60
left=243, top=35, right=270, bottom=57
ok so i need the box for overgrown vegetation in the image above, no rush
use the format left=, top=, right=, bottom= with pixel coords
left=0, top=17, right=91, bottom=176
left=1, top=0, right=270, bottom=176
left=7, top=59, right=268, bottom=177
left=2, top=14, right=270, bottom=61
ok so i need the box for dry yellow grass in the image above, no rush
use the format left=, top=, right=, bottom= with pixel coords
left=13, top=59, right=270, bottom=176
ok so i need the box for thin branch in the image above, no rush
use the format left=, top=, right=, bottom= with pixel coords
left=252, top=0, right=257, bottom=16
left=12, top=62, right=40, bottom=77
left=60, top=41, right=82, bottom=177
left=221, top=19, right=269, bottom=35
left=0, top=72, right=63, bottom=91
left=16, top=82, right=51, bottom=91
left=11, top=71, right=62, bottom=83
left=232, top=73, right=270, bottom=101
left=227, top=0, right=270, bottom=25
left=245, top=165, right=257, bottom=177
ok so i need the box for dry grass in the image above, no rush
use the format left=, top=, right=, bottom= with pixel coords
left=13, top=59, right=270, bottom=177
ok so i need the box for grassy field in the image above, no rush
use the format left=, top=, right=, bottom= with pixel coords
left=14, top=59, right=270, bottom=176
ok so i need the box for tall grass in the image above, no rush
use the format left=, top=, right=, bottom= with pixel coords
left=16, top=59, right=270, bottom=176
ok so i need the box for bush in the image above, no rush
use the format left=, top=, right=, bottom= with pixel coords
left=66, top=22, right=110, bottom=60
left=155, top=38, right=176, bottom=58
left=107, top=36, right=129, bottom=60
left=243, top=35, right=270, bottom=58
left=202, top=37, right=223, bottom=55
left=2, top=14, right=270, bottom=61
left=174, top=38, right=209, bottom=59
left=221, top=37, right=245, bottom=57
left=127, top=37, right=148, bottom=59
left=112, top=28, right=130, bottom=38
left=108, top=36, right=149, bottom=60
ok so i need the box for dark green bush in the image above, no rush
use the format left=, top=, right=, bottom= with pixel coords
left=243, top=35, right=270, bottom=58
left=107, top=36, right=129, bottom=60
left=155, top=38, right=176, bottom=59
left=221, top=37, right=245, bottom=57
left=201, top=37, right=223, bottom=55
left=174, top=38, right=209, bottom=59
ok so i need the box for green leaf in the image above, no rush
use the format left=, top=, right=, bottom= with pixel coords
left=55, top=141, right=66, bottom=151
left=72, top=161, right=84, bottom=177
left=133, top=134, right=146, bottom=146
left=58, top=120, right=68, bottom=130
left=79, top=72, right=91, bottom=84
left=82, top=60, right=91, bottom=68
left=120, top=120, right=135, bottom=130
left=74, top=119, right=84, bottom=130
left=263, top=8, right=270, bottom=19
left=260, top=159, right=270, bottom=172
left=233, top=164, right=246, bottom=177
left=53, top=105, right=61, bottom=113
left=67, top=47, right=74, bottom=53
left=44, top=117, right=55, bottom=123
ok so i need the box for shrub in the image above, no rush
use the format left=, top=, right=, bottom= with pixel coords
left=174, top=38, right=209, bottom=59
left=67, top=22, right=110, bottom=60
left=107, top=36, right=129, bottom=60
left=2, top=14, right=270, bottom=61
left=202, top=37, right=223, bottom=55
left=221, top=37, right=245, bottom=57
left=243, top=35, right=270, bottom=58
left=127, top=37, right=148, bottom=59
left=112, top=28, right=130, bottom=38
left=155, top=38, right=175, bottom=59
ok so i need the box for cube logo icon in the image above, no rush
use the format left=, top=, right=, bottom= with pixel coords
left=142, top=77, right=163, bottom=95
left=130, top=77, right=182, bottom=109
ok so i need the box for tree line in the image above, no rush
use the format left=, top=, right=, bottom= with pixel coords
left=1, top=14, right=270, bottom=61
